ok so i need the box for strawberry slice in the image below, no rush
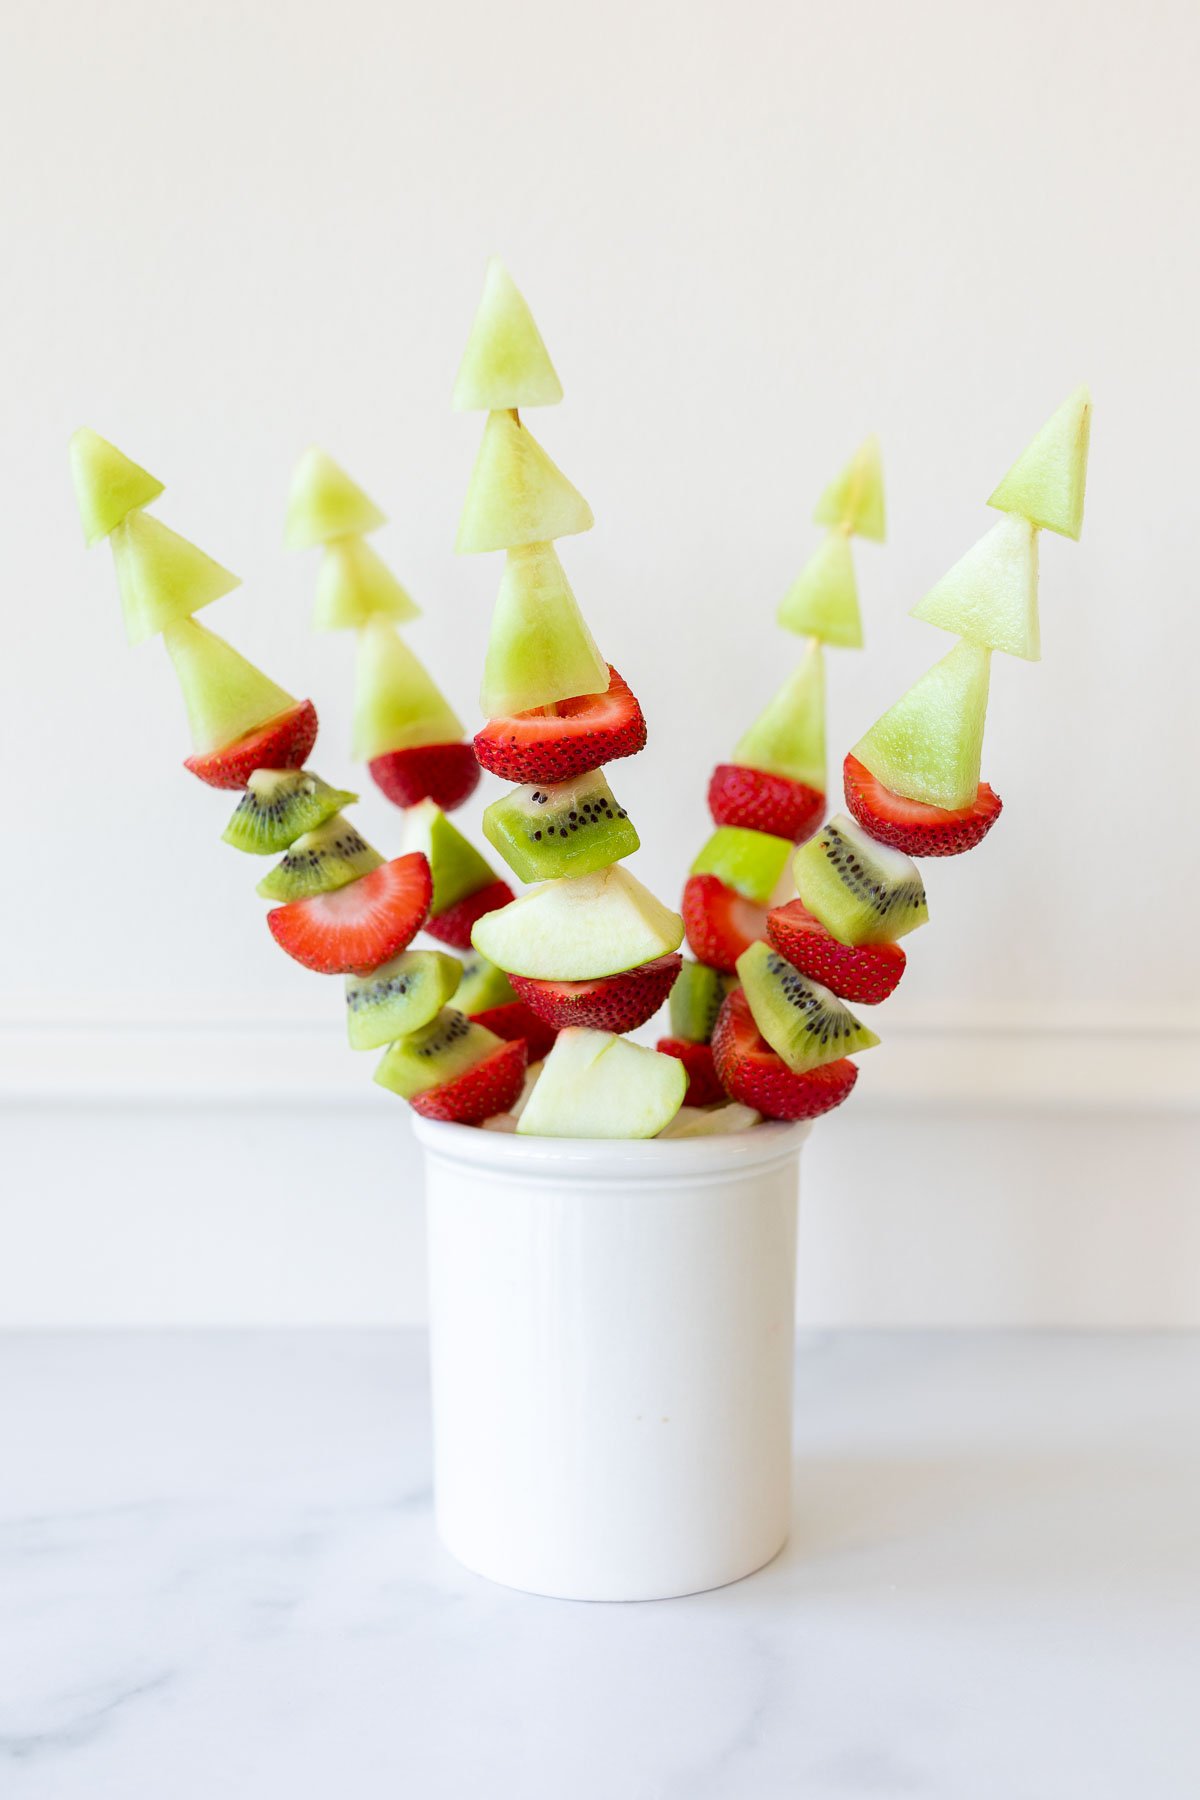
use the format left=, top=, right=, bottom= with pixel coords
left=707, top=763, right=825, bottom=842
left=655, top=1036, right=726, bottom=1107
left=712, top=990, right=858, bottom=1121
left=184, top=700, right=319, bottom=791
left=410, top=1038, right=527, bottom=1125
left=468, top=1001, right=558, bottom=1063
left=369, top=742, right=480, bottom=813
left=474, top=667, right=647, bottom=784
left=508, top=953, right=682, bottom=1034
left=681, top=874, right=767, bottom=975
left=843, top=753, right=1002, bottom=858
left=425, top=878, right=515, bottom=950
left=767, top=898, right=906, bottom=1004
left=267, top=853, right=431, bottom=974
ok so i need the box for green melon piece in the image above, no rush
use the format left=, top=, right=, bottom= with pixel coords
left=453, top=258, right=564, bottom=412
left=352, top=619, right=464, bottom=761
left=313, top=539, right=420, bottom=631
left=812, top=436, right=885, bottom=542
left=471, top=865, right=684, bottom=980
left=911, top=516, right=1040, bottom=661
left=690, top=827, right=792, bottom=906
left=456, top=413, right=593, bottom=555
left=111, top=512, right=241, bottom=645
left=256, top=815, right=383, bottom=901
left=454, top=952, right=517, bottom=1012
left=792, top=814, right=928, bottom=947
left=777, top=531, right=862, bottom=647
left=658, top=1103, right=762, bottom=1138
left=69, top=428, right=164, bottom=546
left=738, top=941, right=879, bottom=1074
left=285, top=449, right=386, bottom=550
left=402, top=799, right=499, bottom=915
left=345, top=950, right=462, bottom=1051
left=163, top=620, right=296, bottom=757
left=374, top=1009, right=501, bottom=1100
left=517, top=1029, right=686, bottom=1139
left=669, top=961, right=736, bottom=1043
left=988, top=386, right=1091, bottom=541
left=482, top=770, right=638, bottom=883
left=852, top=640, right=991, bottom=811
left=480, top=543, right=609, bottom=716
left=732, top=641, right=826, bottom=790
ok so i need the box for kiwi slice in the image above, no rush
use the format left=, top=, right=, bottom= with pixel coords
left=792, top=813, right=928, bottom=946
left=374, top=1009, right=502, bottom=1100
left=223, top=769, right=356, bottom=856
left=345, top=951, right=462, bottom=1052
left=737, top=941, right=879, bottom=1075
left=482, top=771, right=639, bottom=883
left=669, top=960, right=736, bottom=1044
left=256, top=814, right=383, bottom=901
left=690, top=826, right=792, bottom=906
left=455, top=952, right=517, bottom=1013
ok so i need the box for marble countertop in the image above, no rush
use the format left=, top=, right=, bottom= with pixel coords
left=3, top=1330, right=1197, bottom=1799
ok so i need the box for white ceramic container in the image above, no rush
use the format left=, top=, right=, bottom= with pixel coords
left=413, top=1116, right=809, bottom=1602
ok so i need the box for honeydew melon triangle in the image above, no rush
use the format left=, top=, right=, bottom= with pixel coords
left=453, top=259, right=564, bottom=412
left=852, top=640, right=991, bottom=811
left=988, top=386, right=1091, bottom=540
left=812, top=436, right=885, bottom=542
left=313, top=539, right=421, bottom=631
left=352, top=618, right=463, bottom=761
left=777, top=531, right=863, bottom=647
left=401, top=799, right=500, bottom=915
left=471, top=865, right=684, bottom=981
left=456, top=412, right=593, bottom=555
left=111, top=512, right=241, bottom=646
left=285, top=449, right=386, bottom=550
left=163, top=619, right=296, bottom=756
left=911, top=515, right=1040, bottom=661
left=70, top=428, right=164, bottom=546
left=517, top=1029, right=687, bottom=1139
left=732, top=641, right=826, bottom=791
left=480, top=543, right=609, bottom=715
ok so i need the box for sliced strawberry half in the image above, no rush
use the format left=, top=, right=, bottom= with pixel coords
left=425, top=878, right=515, bottom=950
left=184, top=700, right=319, bottom=791
left=712, top=990, right=858, bottom=1121
left=767, top=898, right=906, bottom=1004
left=681, top=874, right=767, bottom=975
left=655, top=1036, right=726, bottom=1107
left=267, top=853, right=431, bottom=974
left=369, top=742, right=480, bottom=812
left=843, top=753, right=1002, bottom=858
left=707, top=763, right=825, bottom=842
left=509, top=953, right=682, bottom=1034
left=468, top=1001, right=558, bottom=1063
left=410, top=1038, right=527, bottom=1126
left=474, top=667, right=647, bottom=784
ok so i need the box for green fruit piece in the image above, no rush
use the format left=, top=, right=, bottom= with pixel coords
left=69, top=428, right=164, bottom=546
left=792, top=813, right=928, bottom=946
left=911, top=516, right=1040, bottom=662
left=352, top=619, right=463, bottom=761
left=111, top=512, right=240, bottom=645
left=988, top=386, right=1091, bottom=541
left=222, top=768, right=356, bottom=856
left=164, top=620, right=296, bottom=757
left=285, top=449, right=386, bottom=550
left=732, top=641, right=825, bottom=790
left=669, top=960, right=736, bottom=1043
left=256, top=815, right=383, bottom=901
left=482, top=771, right=638, bottom=883
left=402, top=799, right=499, bottom=914
left=471, top=865, right=684, bottom=980
left=345, top=950, right=462, bottom=1051
left=517, top=1028, right=687, bottom=1139
left=453, top=258, right=564, bottom=412
left=480, top=542, right=609, bottom=716
left=852, top=640, right=991, bottom=811
left=777, top=531, right=863, bottom=647
left=691, top=827, right=792, bottom=907
left=454, top=952, right=517, bottom=1012
left=738, top=940, right=879, bottom=1074
left=813, top=436, right=885, bottom=542
left=314, top=539, right=420, bottom=631
left=374, top=1009, right=501, bottom=1100
left=456, top=413, right=593, bottom=555
left=658, top=1102, right=761, bottom=1138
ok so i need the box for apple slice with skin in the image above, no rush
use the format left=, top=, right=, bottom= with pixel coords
left=517, top=1028, right=687, bottom=1139
left=471, top=865, right=684, bottom=981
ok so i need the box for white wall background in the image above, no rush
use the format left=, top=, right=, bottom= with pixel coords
left=2, top=0, right=1197, bottom=1325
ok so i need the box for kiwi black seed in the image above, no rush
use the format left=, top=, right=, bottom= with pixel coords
left=482, top=770, right=640, bottom=884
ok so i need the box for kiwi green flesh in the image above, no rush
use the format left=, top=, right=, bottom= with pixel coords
left=256, top=815, right=382, bottom=900
left=482, top=771, right=639, bottom=884
left=669, top=960, right=736, bottom=1043
left=454, top=952, right=517, bottom=1012
left=345, top=951, right=462, bottom=1052
left=792, top=817, right=928, bottom=946
left=374, top=1009, right=502, bottom=1099
left=738, top=941, right=878, bottom=1074
left=223, top=769, right=357, bottom=856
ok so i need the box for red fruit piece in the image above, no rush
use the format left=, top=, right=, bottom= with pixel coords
left=843, top=753, right=1002, bottom=858
left=509, top=953, right=683, bottom=1034
left=474, top=667, right=647, bottom=784
left=655, top=1037, right=726, bottom=1107
left=369, top=742, right=480, bottom=813
left=184, top=700, right=318, bottom=791
left=767, top=898, right=906, bottom=1004
left=681, top=874, right=767, bottom=975
left=712, top=990, right=858, bottom=1122
left=469, top=1001, right=558, bottom=1063
left=267, top=853, right=431, bottom=975
left=410, top=1038, right=527, bottom=1126
left=425, top=878, right=515, bottom=950
left=707, top=763, right=825, bottom=842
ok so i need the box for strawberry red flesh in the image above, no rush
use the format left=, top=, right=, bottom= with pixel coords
left=410, top=1037, right=527, bottom=1125
left=655, top=1036, right=726, bottom=1107
left=473, top=667, right=647, bottom=784
left=369, top=742, right=480, bottom=812
left=843, top=753, right=1002, bottom=858
left=509, top=953, right=682, bottom=1034
left=184, top=700, right=318, bottom=791
left=712, top=990, right=858, bottom=1121
left=468, top=1001, right=558, bottom=1063
left=681, top=874, right=767, bottom=974
left=767, top=898, right=906, bottom=1004
left=707, top=763, right=825, bottom=842
left=267, top=852, right=431, bottom=975
left=425, top=878, right=515, bottom=950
